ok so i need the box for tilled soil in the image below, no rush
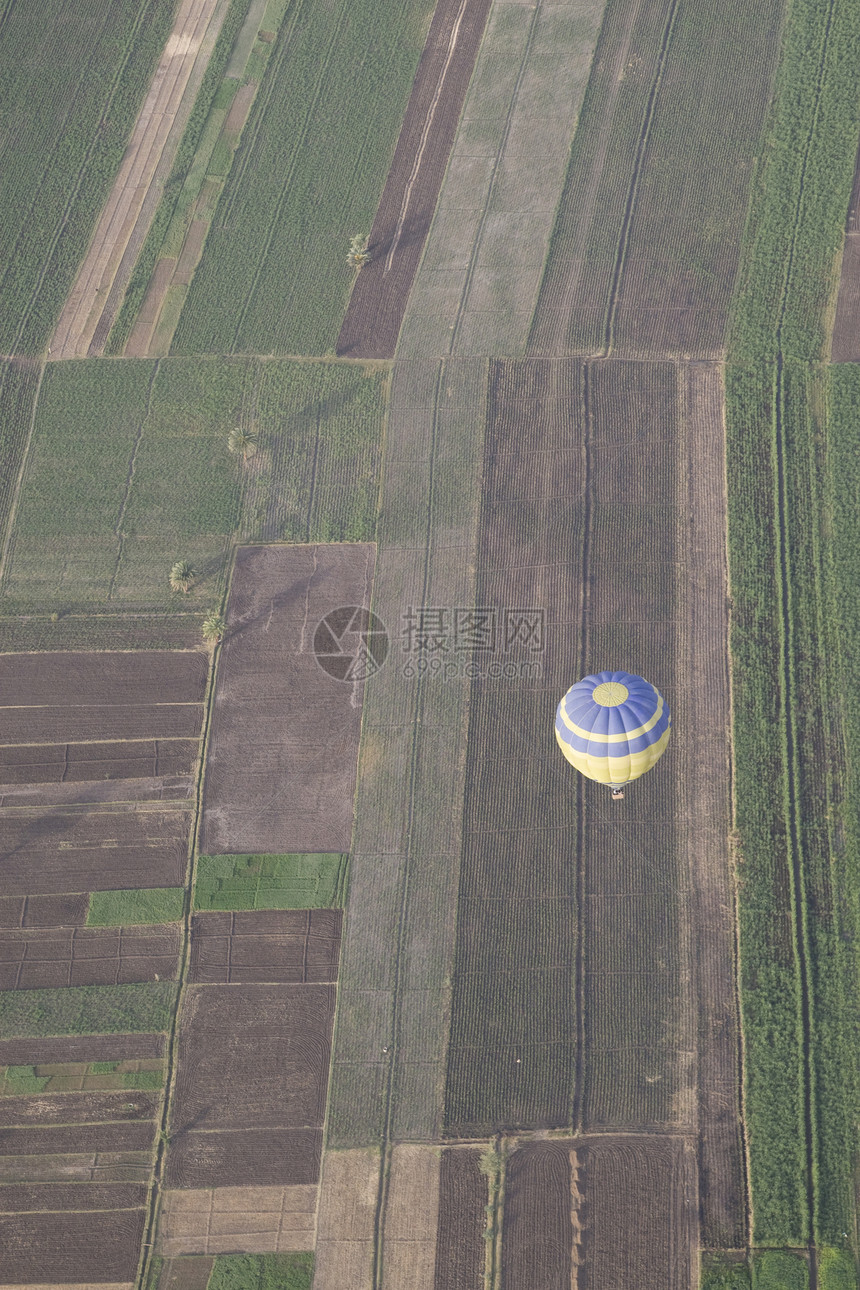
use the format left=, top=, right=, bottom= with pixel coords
left=434, top=1148, right=486, bottom=1290
left=0, top=1091, right=159, bottom=1127
left=188, top=909, right=342, bottom=985
left=336, top=0, right=492, bottom=359
left=0, top=923, right=181, bottom=990
left=164, top=1126, right=322, bottom=1187
left=0, top=1032, right=165, bottom=1066
left=0, top=1205, right=145, bottom=1283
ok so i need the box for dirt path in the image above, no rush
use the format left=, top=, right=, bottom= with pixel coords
left=49, top=0, right=222, bottom=360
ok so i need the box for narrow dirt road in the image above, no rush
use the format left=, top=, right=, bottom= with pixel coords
left=50, top=0, right=220, bottom=360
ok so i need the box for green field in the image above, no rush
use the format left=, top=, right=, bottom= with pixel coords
left=724, top=0, right=860, bottom=1255
left=0, top=0, right=176, bottom=355
left=207, top=1253, right=314, bottom=1290
left=195, top=853, right=347, bottom=910
left=87, top=887, right=186, bottom=925
left=0, top=356, right=385, bottom=631
left=0, top=982, right=177, bottom=1037
left=0, top=1056, right=165, bottom=1096
left=171, top=0, right=433, bottom=355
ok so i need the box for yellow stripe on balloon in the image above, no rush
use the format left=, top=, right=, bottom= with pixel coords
left=555, top=724, right=671, bottom=784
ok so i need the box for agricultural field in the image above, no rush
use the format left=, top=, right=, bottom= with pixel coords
left=0, top=0, right=177, bottom=356
left=170, top=0, right=437, bottom=355
left=200, top=543, right=376, bottom=855
left=194, top=853, right=347, bottom=911
left=530, top=0, right=784, bottom=359
left=0, top=357, right=385, bottom=641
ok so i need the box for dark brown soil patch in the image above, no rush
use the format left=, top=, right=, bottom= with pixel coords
left=0, top=1120, right=156, bottom=1155
left=501, top=1142, right=571, bottom=1290
left=0, top=1091, right=159, bottom=1127
left=831, top=232, right=860, bottom=362
left=0, top=806, right=190, bottom=895
left=170, top=984, right=336, bottom=1133
left=189, top=909, right=342, bottom=984
left=434, top=1148, right=486, bottom=1290
left=174, top=220, right=209, bottom=286
left=0, top=892, right=89, bottom=929
left=0, top=1032, right=164, bottom=1066
left=224, top=79, right=257, bottom=137
left=0, top=738, right=199, bottom=786
left=0, top=924, right=181, bottom=990
left=0, top=650, right=207, bottom=708
left=0, top=1205, right=145, bottom=1282
left=164, top=1126, right=322, bottom=1187
left=336, top=0, right=492, bottom=358
left=0, top=1180, right=147, bottom=1210
left=200, top=544, right=375, bottom=854
left=1, top=702, right=203, bottom=744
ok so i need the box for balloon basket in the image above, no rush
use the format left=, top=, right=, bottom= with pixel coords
left=610, top=787, right=625, bottom=801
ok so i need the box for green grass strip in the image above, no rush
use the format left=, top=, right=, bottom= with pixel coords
left=208, top=1253, right=314, bottom=1290
left=194, top=853, right=347, bottom=910
left=87, top=888, right=185, bottom=926
left=0, top=983, right=176, bottom=1037
left=700, top=1255, right=751, bottom=1290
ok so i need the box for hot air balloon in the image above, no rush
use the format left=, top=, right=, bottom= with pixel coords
left=555, top=670, right=670, bottom=799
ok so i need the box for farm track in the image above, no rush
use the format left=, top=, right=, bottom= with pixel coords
left=50, top=0, right=222, bottom=360
left=336, top=0, right=492, bottom=358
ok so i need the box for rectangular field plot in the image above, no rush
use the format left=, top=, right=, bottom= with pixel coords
left=200, top=544, right=376, bottom=855
left=434, top=1149, right=486, bottom=1290
left=0, top=805, right=191, bottom=895
left=530, top=0, right=784, bottom=358
left=194, top=852, right=347, bottom=911
left=167, top=984, right=336, bottom=1187
left=0, top=650, right=207, bottom=708
left=0, top=738, right=199, bottom=788
left=189, top=910, right=342, bottom=984
left=0, top=1206, right=146, bottom=1284
left=0, top=892, right=89, bottom=929
left=0, top=924, right=180, bottom=990
left=498, top=1136, right=694, bottom=1290
left=0, top=1091, right=158, bottom=1124
left=160, top=1185, right=317, bottom=1256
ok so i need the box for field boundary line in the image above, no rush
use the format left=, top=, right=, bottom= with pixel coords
left=601, top=0, right=681, bottom=357
left=572, top=361, right=591, bottom=1134
left=108, top=359, right=161, bottom=602
left=0, top=360, right=46, bottom=594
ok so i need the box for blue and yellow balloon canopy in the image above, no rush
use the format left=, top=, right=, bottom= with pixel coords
left=555, top=670, right=670, bottom=786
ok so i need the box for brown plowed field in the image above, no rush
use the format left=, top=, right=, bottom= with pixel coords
left=434, top=1148, right=485, bottom=1290
left=0, top=1121, right=156, bottom=1155
left=0, top=652, right=207, bottom=707
left=0, top=893, right=89, bottom=928
left=0, top=1092, right=159, bottom=1127
left=0, top=739, right=199, bottom=787
left=1, top=703, right=203, bottom=745
left=0, top=1033, right=164, bottom=1067
left=0, top=1182, right=147, bottom=1211
left=0, top=1149, right=152, bottom=1185
left=497, top=1136, right=695, bottom=1290
left=501, top=1142, right=572, bottom=1290
left=336, top=0, right=492, bottom=358
left=831, top=233, right=860, bottom=361
left=164, top=1126, right=321, bottom=1188
left=0, top=805, right=191, bottom=894
left=200, top=544, right=376, bottom=855
left=0, top=924, right=180, bottom=989
left=0, top=1206, right=145, bottom=1283
left=166, top=984, right=335, bottom=1186
left=156, top=1254, right=214, bottom=1289
left=188, top=909, right=342, bottom=984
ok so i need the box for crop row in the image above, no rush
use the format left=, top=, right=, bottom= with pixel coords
left=0, top=0, right=175, bottom=355
left=724, top=0, right=860, bottom=1258
left=171, top=0, right=432, bottom=355
left=530, top=0, right=783, bottom=358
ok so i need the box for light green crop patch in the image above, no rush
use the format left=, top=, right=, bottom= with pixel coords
left=0, top=983, right=177, bottom=1038
left=700, top=1254, right=751, bottom=1290
left=751, top=1251, right=808, bottom=1289
left=87, top=888, right=185, bottom=926
left=207, top=1252, right=314, bottom=1290
left=195, top=854, right=348, bottom=911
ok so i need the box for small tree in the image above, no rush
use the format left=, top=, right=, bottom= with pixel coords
left=227, top=427, right=257, bottom=460
left=347, top=234, right=370, bottom=270
left=169, top=560, right=195, bottom=594
left=201, top=612, right=227, bottom=644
